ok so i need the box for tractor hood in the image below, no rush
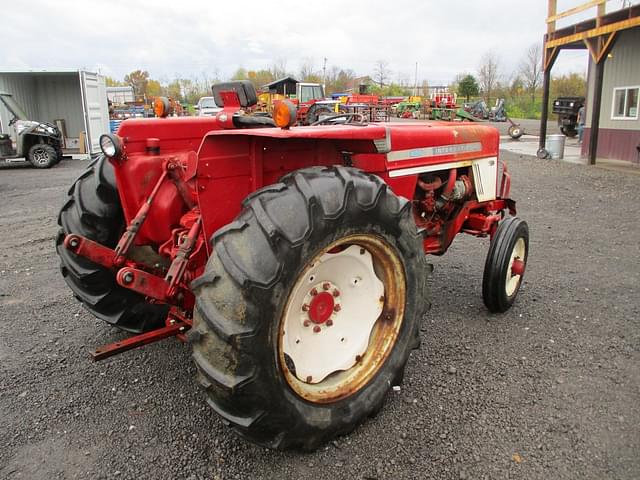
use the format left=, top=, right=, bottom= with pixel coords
left=199, top=122, right=500, bottom=160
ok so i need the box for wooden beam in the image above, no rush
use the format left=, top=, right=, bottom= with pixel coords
left=596, top=32, right=617, bottom=63
left=597, top=1, right=606, bottom=27
left=545, top=16, right=640, bottom=48
left=548, top=0, right=558, bottom=33
left=584, top=38, right=599, bottom=62
left=546, top=0, right=606, bottom=23
left=544, top=46, right=559, bottom=71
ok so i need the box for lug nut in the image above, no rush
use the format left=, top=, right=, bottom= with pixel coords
left=310, top=288, right=318, bottom=296
left=122, top=272, right=134, bottom=284
left=303, top=320, right=310, bottom=327
left=69, top=237, right=79, bottom=249
left=306, top=376, right=312, bottom=383
left=302, top=304, right=309, bottom=312
left=332, top=289, right=340, bottom=297
left=333, top=304, right=341, bottom=312
left=322, top=282, right=331, bottom=290
left=360, top=248, right=365, bottom=255
left=326, top=319, right=333, bottom=327
left=313, top=325, right=321, bottom=333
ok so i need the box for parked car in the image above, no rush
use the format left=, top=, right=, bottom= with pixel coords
left=194, top=96, right=222, bottom=116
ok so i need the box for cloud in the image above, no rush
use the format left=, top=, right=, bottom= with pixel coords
left=0, top=0, right=608, bottom=83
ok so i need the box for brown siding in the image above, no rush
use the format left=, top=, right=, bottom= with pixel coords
left=582, top=127, right=640, bottom=163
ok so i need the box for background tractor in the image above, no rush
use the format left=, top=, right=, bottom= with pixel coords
left=0, top=92, right=63, bottom=168
left=56, top=80, right=529, bottom=450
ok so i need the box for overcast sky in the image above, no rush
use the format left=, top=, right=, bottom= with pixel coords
left=1, top=0, right=636, bottom=85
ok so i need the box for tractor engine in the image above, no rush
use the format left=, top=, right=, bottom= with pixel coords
left=413, top=168, right=474, bottom=238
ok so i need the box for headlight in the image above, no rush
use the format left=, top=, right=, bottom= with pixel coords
left=99, top=134, right=122, bottom=158
left=554, top=101, right=559, bottom=106
left=569, top=102, right=574, bottom=107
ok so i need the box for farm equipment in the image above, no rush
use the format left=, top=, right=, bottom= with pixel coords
left=56, top=80, right=529, bottom=450
left=259, top=77, right=339, bottom=125
left=0, top=92, right=63, bottom=168
left=552, top=96, right=584, bottom=137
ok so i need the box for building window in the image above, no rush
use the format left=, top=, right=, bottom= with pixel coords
left=611, top=86, right=639, bottom=120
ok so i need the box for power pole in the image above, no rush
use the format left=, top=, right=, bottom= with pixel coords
left=414, top=62, right=418, bottom=96
left=322, top=57, right=327, bottom=84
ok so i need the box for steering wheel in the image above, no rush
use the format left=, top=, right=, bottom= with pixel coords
left=310, top=113, right=367, bottom=126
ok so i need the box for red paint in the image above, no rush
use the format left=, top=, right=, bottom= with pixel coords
left=308, top=292, right=335, bottom=324
left=511, top=259, right=525, bottom=276
left=64, top=87, right=515, bottom=358
left=582, top=127, right=640, bottom=163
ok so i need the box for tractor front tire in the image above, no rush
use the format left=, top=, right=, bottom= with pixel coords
left=56, top=156, right=168, bottom=333
left=191, top=166, right=429, bottom=450
left=482, top=216, right=529, bottom=313
left=28, top=143, right=57, bottom=168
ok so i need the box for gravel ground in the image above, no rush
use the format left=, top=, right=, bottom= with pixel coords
left=1, top=152, right=638, bottom=480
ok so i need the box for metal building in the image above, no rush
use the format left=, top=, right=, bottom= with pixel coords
left=0, top=69, right=110, bottom=155
left=540, top=1, right=640, bottom=164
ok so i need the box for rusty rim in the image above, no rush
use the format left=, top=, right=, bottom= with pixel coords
left=278, top=234, right=406, bottom=404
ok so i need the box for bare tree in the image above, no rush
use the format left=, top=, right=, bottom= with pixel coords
left=373, top=60, right=391, bottom=87
left=300, top=59, right=321, bottom=82
left=519, top=43, right=543, bottom=102
left=477, top=52, right=500, bottom=105
left=270, top=58, right=288, bottom=80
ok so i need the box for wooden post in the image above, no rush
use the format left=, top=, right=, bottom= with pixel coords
left=588, top=59, right=605, bottom=165
left=548, top=0, right=557, bottom=33
left=539, top=66, right=552, bottom=153
left=539, top=38, right=559, bottom=153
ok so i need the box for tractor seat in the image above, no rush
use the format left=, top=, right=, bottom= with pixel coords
left=0, top=133, right=10, bottom=140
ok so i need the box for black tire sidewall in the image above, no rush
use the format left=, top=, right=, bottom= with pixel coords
left=193, top=167, right=429, bottom=449
left=258, top=223, right=420, bottom=440
left=29, top=144, right=56, bottom=168
left=482, top=217, right=529, bottom=313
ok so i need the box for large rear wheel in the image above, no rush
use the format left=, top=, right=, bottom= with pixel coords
left=56, top=156, right=168, bottom=333
left=191, top=166, right=429, bottom=450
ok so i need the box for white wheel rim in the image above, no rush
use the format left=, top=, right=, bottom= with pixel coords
left=281, top=245, right=384, bottom=384
left=278, top=234, right=406, bottom=404
left=505, top=237, right=526, bottom=297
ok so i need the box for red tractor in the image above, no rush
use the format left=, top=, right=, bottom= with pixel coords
left=56, top=81, right=528, bottom=450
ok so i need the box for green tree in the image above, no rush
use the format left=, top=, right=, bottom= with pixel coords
left=231, top=67, right=248, bottom=80
left=458, top=74, right=480, bottom=102
left=550, top=72, right=586, bottom=98
left=105, top=76, right=125, bottom=87
left=124, top=70, right=150, bottom=96
left=147, top=79, right=162, bottom=97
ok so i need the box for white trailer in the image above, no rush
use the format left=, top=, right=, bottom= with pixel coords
left=0, top=69, right=110, bottom=156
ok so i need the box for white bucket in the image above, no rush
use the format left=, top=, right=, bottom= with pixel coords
left=545, top=134, right=566, bottom=160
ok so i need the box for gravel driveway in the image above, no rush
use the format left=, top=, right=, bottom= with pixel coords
left=0, top=152, right=638, bottom=480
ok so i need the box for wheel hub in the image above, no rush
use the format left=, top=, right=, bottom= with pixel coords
left=281, top=244, right=385, bottom=384
left=307, top=290, right=337, bottom=324
left=506, top=238, right=526, bottom=296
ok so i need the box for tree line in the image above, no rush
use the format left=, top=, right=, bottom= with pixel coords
left=106, top=46, right=586, bottom=119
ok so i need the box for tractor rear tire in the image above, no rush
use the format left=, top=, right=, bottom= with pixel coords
left=28, top=143, right=57, bottom=168
left=191, top=166, right=429, bottom=450
left=482, top=216, right=529, bottom=313
left=56, top=156, right=168, bottom=333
